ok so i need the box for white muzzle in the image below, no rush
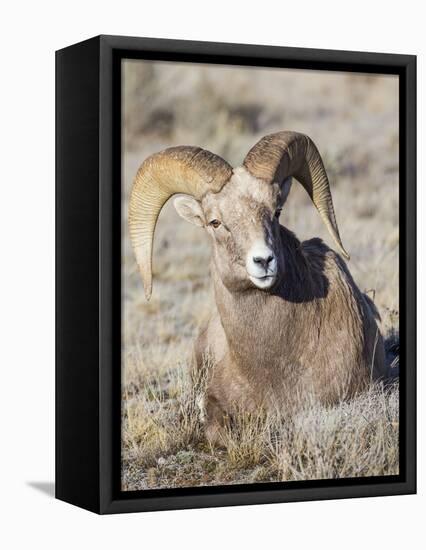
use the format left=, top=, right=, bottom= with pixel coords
left=246, top=240, right=277, bottom=289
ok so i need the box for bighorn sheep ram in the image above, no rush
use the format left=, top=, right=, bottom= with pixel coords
left=129, top=131, right=385, bottom=444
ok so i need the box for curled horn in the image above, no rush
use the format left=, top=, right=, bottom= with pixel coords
left=243, top=131, right=349, bottom=260
left=129, top=146, right=233, bottom=300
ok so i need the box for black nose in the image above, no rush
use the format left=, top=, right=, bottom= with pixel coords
left=253, top=255, right=274, bottom=269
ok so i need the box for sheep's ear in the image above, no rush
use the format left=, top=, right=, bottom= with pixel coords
left=173, top=195, right=206, bottom=227
left=279, top=176, right=293, bottom=206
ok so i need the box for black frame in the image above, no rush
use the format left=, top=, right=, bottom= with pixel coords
left=56, top=35, right=416, bottom=514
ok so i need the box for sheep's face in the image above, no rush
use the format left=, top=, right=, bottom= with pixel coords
left=174, top=166, right=291, bottom=292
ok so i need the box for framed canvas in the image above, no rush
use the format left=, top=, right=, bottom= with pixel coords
left=56, top=35, right=416, bottom=514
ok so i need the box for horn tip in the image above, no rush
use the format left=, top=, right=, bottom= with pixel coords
left=138, top=265, right=152, bottom=300
left=143, top=279, right=153, bottom=301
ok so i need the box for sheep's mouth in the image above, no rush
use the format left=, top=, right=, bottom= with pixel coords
left=248, top=273, right=277, bottom=289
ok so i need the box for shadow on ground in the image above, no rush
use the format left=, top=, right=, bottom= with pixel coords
left=27, top=481, right=55, bottom=498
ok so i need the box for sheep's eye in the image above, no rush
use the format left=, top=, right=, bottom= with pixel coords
left=275, top=208, right=282, bottom=219
left=209, top=219, right=221, bottom=229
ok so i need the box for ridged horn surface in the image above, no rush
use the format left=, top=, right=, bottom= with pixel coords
left=243, top=131, right=349, bottom=260
left=129, top=146, right=233, bottom=299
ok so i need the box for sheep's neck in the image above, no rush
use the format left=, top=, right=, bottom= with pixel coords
left=212, top=230, right=326, bottom=377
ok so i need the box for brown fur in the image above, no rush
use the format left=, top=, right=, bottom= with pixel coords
left=174, top=168, right=385, bottom=445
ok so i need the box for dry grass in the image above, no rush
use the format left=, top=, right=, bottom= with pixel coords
left=121, top=60, right=399, bottom=490
left=122, top=355, right=399, bottom=490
